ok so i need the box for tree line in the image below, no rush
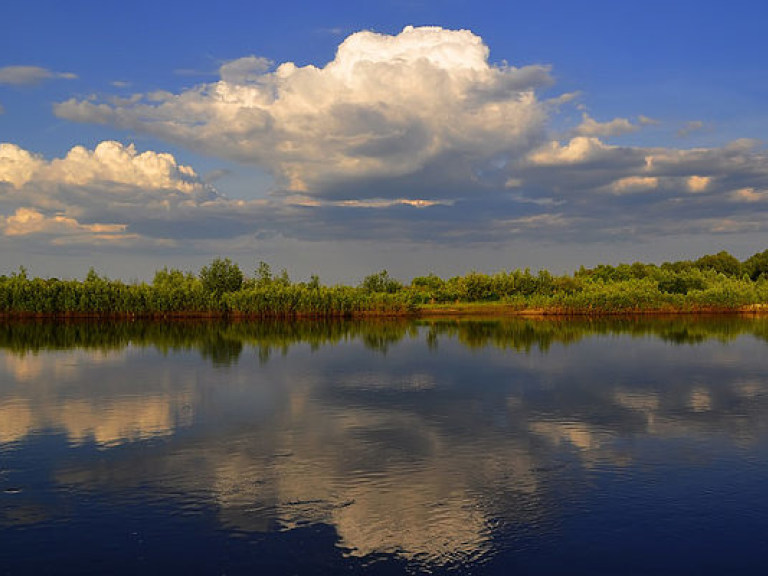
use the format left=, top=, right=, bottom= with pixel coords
left=2, top=249, right=768, bottom=317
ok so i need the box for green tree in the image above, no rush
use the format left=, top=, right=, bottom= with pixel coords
left=411, top=273, right=445, bottom=292
left=743, top=249, right=768, bottom=280
left=658, top=270, right=706, bottom=295
left=199, top=257, right=243, bottom=297
left=255, top=261, right=273, bottom=287
left=361, top=270, right=402, bottom=294
left=695, top=251, right=741, bottom=277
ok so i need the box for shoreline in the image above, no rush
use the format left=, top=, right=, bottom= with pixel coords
left=2, top=303, right=767, bottom=320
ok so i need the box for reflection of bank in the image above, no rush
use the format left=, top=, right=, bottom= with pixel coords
left=3, top=316, right=768, bottom=369
left=0, top=319, right=416, bottom=367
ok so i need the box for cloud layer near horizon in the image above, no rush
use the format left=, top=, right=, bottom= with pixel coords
left=0, top=141, right=221, bottom=246
left=2, top=27, right=768, bottom=270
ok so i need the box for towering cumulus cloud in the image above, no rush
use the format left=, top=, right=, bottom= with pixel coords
left=55, top=26, right=553, bottom=195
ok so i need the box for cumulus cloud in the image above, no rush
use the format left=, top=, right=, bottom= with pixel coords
left=0, top=144, right=45, bottom=188
left=686, top=175, right=711, bottom=193
left=0, top=141, right=203, bottom=192
left=2, top=207, right=135, bottom=244
left=3, top=27, right=768, bottom=265
left=0, top=65, right=77, bottom=85
left=610, top=176, right=659, bottom=194
left=496, top=133, right=768, bottom=244
left=729, top=188, right=768, bottom=203
left=573, top=113, right=638, bottom=137
left=218, top=56, right=272, bottom=84
left=55, top=26, right=554, bottom=196
left=8, top=137, right=765, bottom=252
left=526, top=136, right=619, bottom=165
left=0, top=141, right=223, bottom=246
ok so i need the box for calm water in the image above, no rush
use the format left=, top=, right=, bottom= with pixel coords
left=1, top=317, right=768, bottom=574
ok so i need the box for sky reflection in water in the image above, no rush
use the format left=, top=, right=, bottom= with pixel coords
left=1, top=317, right=768, bottom=574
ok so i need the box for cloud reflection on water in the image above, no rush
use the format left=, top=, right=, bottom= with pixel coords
left=1, top=317, right=768, bottom=568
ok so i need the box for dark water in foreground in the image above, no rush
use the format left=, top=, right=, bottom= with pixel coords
left=1, top=317, right=767, bottom=575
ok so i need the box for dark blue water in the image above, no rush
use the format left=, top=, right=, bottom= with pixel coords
left=1, top=318, right=767, bottom=574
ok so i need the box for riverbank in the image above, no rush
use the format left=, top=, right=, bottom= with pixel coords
left=417, top=302, right=768, bottom=317
left=3, top=302, right=768, bottom=320
left=3, top=251, right=768, bottom=318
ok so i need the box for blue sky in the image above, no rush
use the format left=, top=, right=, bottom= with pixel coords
left=2, top=0, right=768, bottom=282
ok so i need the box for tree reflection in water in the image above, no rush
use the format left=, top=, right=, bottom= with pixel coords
left=1, top=315, right=768, bottom=573
left=2, top=315, right=768, bottom=364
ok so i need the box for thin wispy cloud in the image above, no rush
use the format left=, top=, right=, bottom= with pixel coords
left=0, top=66, right=77, bottom=86
left=316, top=26, right=346, bottom=36
left=637, top=115, right=661, bottom=126
left=677, top=120, right=706, bottom=138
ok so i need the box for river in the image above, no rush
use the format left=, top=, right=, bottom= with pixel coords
left=1, top=317, right=767, bottom=574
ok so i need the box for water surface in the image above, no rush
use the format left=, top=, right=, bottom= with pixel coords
left=1, top=317, right=767, bottom=574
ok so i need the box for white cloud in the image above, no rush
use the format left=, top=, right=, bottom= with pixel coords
left=219, top=56, right=272, bottom=84
left=335, top=198, right=451, bottom=208
left=610, top=176, right=659, bottom=194
left=573, top=113, right=638, bottom=137
left=55, top=26, right=555, bottom=194
left=0, top=65, right=77, bottom=85
left=0, top=141, right=202, bottom=192
left=686, top=175, right=711, bottom=192
left=640, top=139, right=762, bottom=176
left=729, top=187, right=768, bottom=203
left=527, top=137, right=615, bottom=165
left=0, top=143, right=45, bottom=188
left=2, top=207, right=135, bottom=243
left=0, top=141, right=224, bottom=247
left=2, top=28, right=768, bottom=267
left=284, top=195, right=452, bottom=208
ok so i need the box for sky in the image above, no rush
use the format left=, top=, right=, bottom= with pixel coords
left=2, top=0, right=768, bottom=283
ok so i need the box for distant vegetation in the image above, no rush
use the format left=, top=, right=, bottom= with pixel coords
left=2, top=250, right=768, bottom=317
